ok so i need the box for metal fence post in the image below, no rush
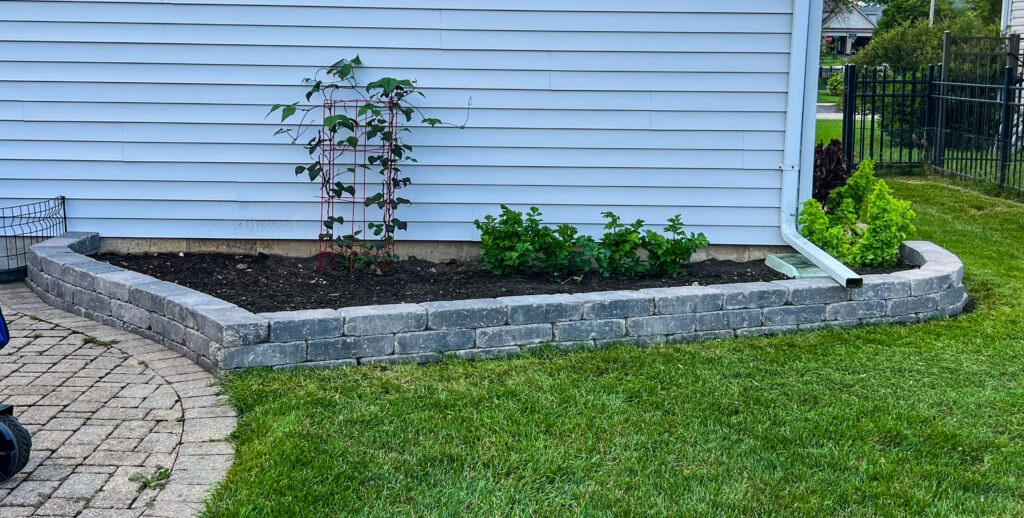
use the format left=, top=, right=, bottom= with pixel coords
left=926, top=64, right=936, bottom=161
left=936, top=31, right=952, bottom=169
left=843, top=64, right=856, bottom=173
left=999, top=65, right=1014, bottom=189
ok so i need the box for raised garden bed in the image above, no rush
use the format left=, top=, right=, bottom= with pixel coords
left=25, top=233, right=966, bottom=374
left=91, top=253, right=915, bottom=313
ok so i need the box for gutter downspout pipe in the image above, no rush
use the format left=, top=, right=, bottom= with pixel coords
left=781, top=0, right=863, bottom=289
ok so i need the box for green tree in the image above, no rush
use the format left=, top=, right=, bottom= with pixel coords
left=875, top=0, right=955, bottom=34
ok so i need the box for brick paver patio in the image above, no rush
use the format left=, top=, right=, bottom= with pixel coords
left=0, top=282, right=235, bottom=517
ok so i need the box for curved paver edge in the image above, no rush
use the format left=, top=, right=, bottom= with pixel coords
left=24, top=233, right=968, bottom=373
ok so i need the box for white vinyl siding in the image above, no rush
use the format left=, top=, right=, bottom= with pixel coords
left=0, top=0, right=796, bottom=245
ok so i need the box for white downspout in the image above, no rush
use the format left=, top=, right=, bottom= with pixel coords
left=1001, top=0, right=1011, bottom=30
left=780, top=0, right=863, bottom=289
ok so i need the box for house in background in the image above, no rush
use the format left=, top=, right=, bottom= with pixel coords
left=822, top=3, right=879, bottom=56
left=0, top=0, right=858, bottom=286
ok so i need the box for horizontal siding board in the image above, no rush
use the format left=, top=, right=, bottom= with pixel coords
left=0, top=83, right=790, bottom=112
left=0, top=22, right=792, bottom=53
left=0, top=161, right=785, bottom=189
left=0, top=43, right=790, bottom=73
left=0, top=141, right=784, bottom=170
left=3, top=180, right=781, bottom=208
left=0, top=122, right=786, bottom=151
left=27, top=0, right=793, bottom=14
left=58, top=218, right=785, bottom=245
left=1, top=1, right=798, bottom=246
left=1, top=198, right=780, bottom=228
left=2, top=63, right=788, bottom=93
left=7, top=103, right=786, bottom=131
left=4, top=3, right=792, bottom=33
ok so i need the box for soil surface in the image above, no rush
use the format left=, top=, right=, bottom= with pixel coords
left=92, top=253, right=915, bottom=313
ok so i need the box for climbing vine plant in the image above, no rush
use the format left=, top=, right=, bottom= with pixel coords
left=269, top=56, right=450, bottom=267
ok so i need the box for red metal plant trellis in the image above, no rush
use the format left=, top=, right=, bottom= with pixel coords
left=317, top=98, right=399, bottom=273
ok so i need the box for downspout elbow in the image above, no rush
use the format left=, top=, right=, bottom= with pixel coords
left=779, top=168, right=863, bottom=289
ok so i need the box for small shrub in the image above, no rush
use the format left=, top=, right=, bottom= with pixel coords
left=826, top=73, right=844, bottom=96
left=596, top=212, right=646, bottom=277
left=641, top=215, right=710, bottom=277
left=799, top=159, right=916, bottom=267
left=812, top=139, right=849, bottom=205
left=852, top=180, right=916, bottom=267
left=475, top=207, right=709, bottom=278
left=827, top=158, right=878, bottom=220
left=473, top=205, right=541, bottom=275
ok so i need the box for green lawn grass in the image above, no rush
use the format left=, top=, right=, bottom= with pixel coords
left=817, top=92, right=842, bottom=104
left=204, top=177, right=1024, bottom=517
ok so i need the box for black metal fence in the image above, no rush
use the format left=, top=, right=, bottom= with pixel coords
left=819, top=65, right=844, bottom=90
left=842, top=32, right=1024, bottom=191
left=1, top=197, right=66, bottom=283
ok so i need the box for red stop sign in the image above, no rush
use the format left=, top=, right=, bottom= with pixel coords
left=825, top=35, right=834, bottom=43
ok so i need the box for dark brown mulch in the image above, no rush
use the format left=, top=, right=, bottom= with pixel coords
left=92, top=252, right=914, bottom=313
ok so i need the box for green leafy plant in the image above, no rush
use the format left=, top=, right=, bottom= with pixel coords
left=473, top=205, right=541, bottom=276
left=826, top=72, right=844, bottom=97
left=474, top=207, right=708, bottom=278
left=641, top=215, right=711, bottom=277
left=271, top=56, right=457, bottom=268
left=799, top=159, right=916, bottom=267
left=852, top=181, right=917, bottom=267
left=130, top=468, right=170, bottom=492
left=596, top=212, right=646, bottom=277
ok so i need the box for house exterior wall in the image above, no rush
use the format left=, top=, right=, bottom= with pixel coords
left=1, top=0, right=809, bottom=246
left=1010, top=0, right=1024, bottom=34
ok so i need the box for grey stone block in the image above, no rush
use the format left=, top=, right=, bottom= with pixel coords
left=887, top=296, right=938, bottom=316
left=420, top=299, right=508, bottom=329
left=851, top=274, right=911, bottom=301
left=476, top=324, right=552, bottom=349
left=763, top=305, right=826, bottom=326
left=573, top=291, right=654, bottom=319
left=221, top=342, right=306, bottom=370
left=892, top=269, right=953, bottom=296
left=921, top=259, right=965, bottom=286
left=110, top=300, right=151, bottom=330
left=40, top=252, right=85, bottom=278
left=72, top=287, right=111, bottom=315
left=862, top=315, right=919, bottom=325
left=825, top=300, right=886, bottom=320
left=279, top=359, right=357, bottom=370
left=151, top=314, right=186, bottom=344
left=555, top=319, right=626, bottom=341
left=935, top=285, right=966, bottom=307
left=360, top=353, right=442, bottom=366
left=195, top=306, right=269, bottom=347
left=94, top=270, right=157, bottom=302
left=497, top=294, right=583, bottom=324
left=451, top=347, right=520, bottom=360
left=50, top=278, right=75, bottom=302
left=164, top=291, right=234, bottom=329
left=184, top=329, right=212, bottom=358
left=691, top=330, right=736, bottom=342
left=394, top=329, right=474, bottom=354
left=124, top=323, right=163, bottom=344
left=62, top=259, right=121, bottom=290
left=900, top=240, right=955, bottom=266
left=26, top=249, right=40, bottom=270
left=626, top=314, right=695, bottom=335
left=772, top=278, right=849, bottom=305
left=339, top=304, right=426, bottom=336
left=736, top=326, right=797, bottom=337
left=60, top=231, right=101, bottom=254
left=695, top=309, right=762, bottom=331
left=129, top=281, right=196, bottom=314
left=262, top=309, right=344, bottom=342
left=717, top=282, right=787, bottom=309
left=307, top=334, right=395, bottom=361
left=639, top=286, right=723, bottom=315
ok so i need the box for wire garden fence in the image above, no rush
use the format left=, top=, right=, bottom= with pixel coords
left=0, top=197, right=67, bottom=283
left=842, top=32, right=1024, bottom=192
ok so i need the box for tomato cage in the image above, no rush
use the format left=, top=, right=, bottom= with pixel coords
left=317, top=99, right=400, bottom=274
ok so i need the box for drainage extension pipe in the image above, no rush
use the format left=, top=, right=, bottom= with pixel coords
left=780, top=0, right=863, bottom=289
